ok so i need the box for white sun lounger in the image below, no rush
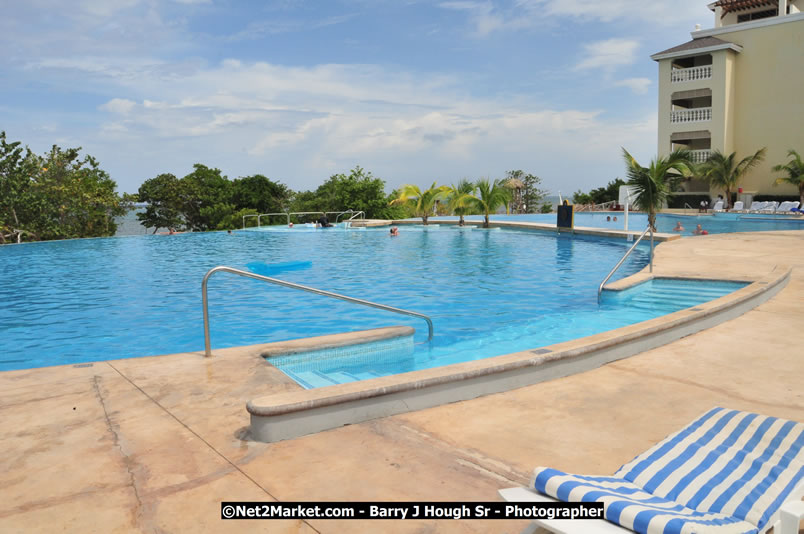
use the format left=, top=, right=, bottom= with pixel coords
left=712, top=200, right=724, bottom=212
left=500, top=407, right=804, bottom=534
left=732, top=201, right=744, bottom=212
left=760, top=201, right=779, bottom=213
left=748, top=201, right=764, bottom=212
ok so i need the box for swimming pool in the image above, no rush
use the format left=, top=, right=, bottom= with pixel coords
left=427, top=212, right=804, bottom=235
left=0, top=226, right=743, bottom=374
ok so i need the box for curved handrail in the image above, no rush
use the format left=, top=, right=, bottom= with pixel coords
left=334, top=210, right=365, bottom=223
left=598, top=225, right=653, bottom=302
left=242, top=214, right=259, bottom=229
left=202, top=266, right=434, bottom=357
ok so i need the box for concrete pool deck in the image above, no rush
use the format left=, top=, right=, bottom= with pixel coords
left=1, top=230, right=803, bottom=533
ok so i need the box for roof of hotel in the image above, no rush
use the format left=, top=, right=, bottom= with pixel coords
left=651, top=36, right=741, bottom=60
left=709, top=0, right=778, bottom=14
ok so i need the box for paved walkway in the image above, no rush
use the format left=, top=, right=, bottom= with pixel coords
left=1, top=231, right=802, bottom=533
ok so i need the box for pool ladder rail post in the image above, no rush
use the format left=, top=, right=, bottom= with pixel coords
left=598, top=225, right=653, bottom=302
left=201, top=266, right=434, bottom=358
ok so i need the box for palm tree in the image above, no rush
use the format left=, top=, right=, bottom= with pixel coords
left=389, top=182, right=449, bottom=225
left=469, top=178, right=512, bottom=228
left=698, top=148, right=766, bottom=209
left=623, top=148, right=693, bottom=231
left=446, top=179, right=476, bottom=226
left=772, top=149, right=804, bottom=206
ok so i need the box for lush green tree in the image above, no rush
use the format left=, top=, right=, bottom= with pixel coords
left=623, top=148, right=693, bottom=230
left=772, top=149, right=804, bottom=205
left=230, top=174, right=290, bottom=214
left=699, top=148, right=766, bottom=209
left=446, top=179, right=476, bottom=226
left=571, top=189, right=593, bottom=205
left=1, top=133, right=128, bottom=243
left=539, top=203, right=553, bottom=213
left=505, top=170, right=546, bottom=213
left=136, top=173, right=184, bottom=233
left=469, top=178, right=512, bottom=228
left=589, top=178, right=626, bottom=205
left=0, top=132, right=39, bottom=243
left=390, top=182, right=449, bottom=225
left=179, top=164, right=232, bottom=231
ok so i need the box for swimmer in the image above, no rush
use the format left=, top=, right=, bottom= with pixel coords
left=289, top=222, right=294, bottom=228
left=693, top=224, right=706, bottom=235
left=606, top=216, right=611, bottom=222
left=227, top=229, right=232, bottom=235
left=390, top=227, right=399, bottom=236
left=613, top=216, right=618, bottom=222
left=672, top=221, right=685, bottom=232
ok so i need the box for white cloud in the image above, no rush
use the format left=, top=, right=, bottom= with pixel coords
left=440, top=0, right=709, bottom=36
left=575, top=38, right=640, bottom=71
left=26, top=55, right=656, bottom=192
left=99, top=98, right=136, bottom=114
left=615, top=77, right=651, bottom=94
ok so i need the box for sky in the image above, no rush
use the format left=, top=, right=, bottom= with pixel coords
left=0, top=0, right=714, bottom=195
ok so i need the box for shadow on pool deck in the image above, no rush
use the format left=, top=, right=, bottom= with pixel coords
left=1, top=231, right=803, bottom=533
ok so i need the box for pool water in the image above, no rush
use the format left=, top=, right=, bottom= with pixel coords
left=272, top=277, right=748, bottom=388
left=0, top=226, right=748, bottom=376
left=428, top=212, right=804, bottom=235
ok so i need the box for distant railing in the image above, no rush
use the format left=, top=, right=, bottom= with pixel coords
left=670, top=107, right=712, bottom=123
left=575, top=200, right=617, bottom=212
left=671, top=65, right=712, bottom=83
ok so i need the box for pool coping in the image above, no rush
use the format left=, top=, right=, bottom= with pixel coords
left=246, top=264, right=791, bottom=442
left=391, top=218, right=682, bottom=242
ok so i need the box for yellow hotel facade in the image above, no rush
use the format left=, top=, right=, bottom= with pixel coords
left=651, top=0, right=804, bottom=202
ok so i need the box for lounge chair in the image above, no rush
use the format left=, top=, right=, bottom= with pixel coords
left=776, top=201, right=793, bottom=213
left=500, top=407, right=804, bottom=534
left=748, top=201, right=764, bottom=213
left=759, top=202, right=779, bottom=213
left=712, top=200, right=724, bottom=212
left=732, top=201, right=744, bottom=212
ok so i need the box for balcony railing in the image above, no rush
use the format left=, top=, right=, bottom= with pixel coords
left=689, top=149, right=711, bottom=163
left=670, top=107, right=712, bottom=123
left=671, top=65, right=712, bottom=83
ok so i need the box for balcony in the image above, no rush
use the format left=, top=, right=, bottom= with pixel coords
left=671, top=65, right=712, bottom=83
left=671, top=107, right=712, bottom=123
left=689, top=149, right=711, bottom=163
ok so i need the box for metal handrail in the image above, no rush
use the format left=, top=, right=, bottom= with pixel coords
left=334, top=210, right=365, bottom=223
left=598, top=225, right=654, bottom=301
left=242, top=214, right=259, bottom=229
left=348, top=211, right=365, bottom=221
left=257, top=212, right=291, bottom=227
left=684, top=203, right=694, bottom=216
left=201, top=266, right=434, bottom=357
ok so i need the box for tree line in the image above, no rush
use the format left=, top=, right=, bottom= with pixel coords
left=0, top=131, right=133, bottom=244
left=135, top=165, right=411, bottom=232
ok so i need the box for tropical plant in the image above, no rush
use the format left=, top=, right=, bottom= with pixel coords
left=446, top=179, right=476, bottom=226
left=623, top=148, right=693, bottom=230
left=772, top=149, right=804, bottom=205
left=468, top=178, right=512, bottom=228
left=505, top=170, right=546, bottom=213
left=698, top=148, right=766, bottom=209
left=389, top=182, right=449, bottom=225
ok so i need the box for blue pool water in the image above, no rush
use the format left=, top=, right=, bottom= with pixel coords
left=273, top=278, right=748, bottom=388
left=429, top=212, right=804, bottom=235
left=1, top=225, right=747, bottom=377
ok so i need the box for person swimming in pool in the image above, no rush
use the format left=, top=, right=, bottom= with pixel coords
left=390, top=227, right=399, bottom=236
left=672, top=221, right=685, bottom=232
left=317, top=216, right=333, bottom=228
left=693, top=224, right=708, bottom=235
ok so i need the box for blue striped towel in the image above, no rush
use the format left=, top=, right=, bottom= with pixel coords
left=532, top=408, right=804, bottom=533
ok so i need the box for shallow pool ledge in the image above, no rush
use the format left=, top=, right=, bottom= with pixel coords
left=247, top=266, right=791, bottom=443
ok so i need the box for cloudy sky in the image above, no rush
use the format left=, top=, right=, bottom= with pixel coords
left=1, top=0, right=712, bottom=195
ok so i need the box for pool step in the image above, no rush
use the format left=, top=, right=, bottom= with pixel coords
left=284, top=369, right=386, bottom=388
